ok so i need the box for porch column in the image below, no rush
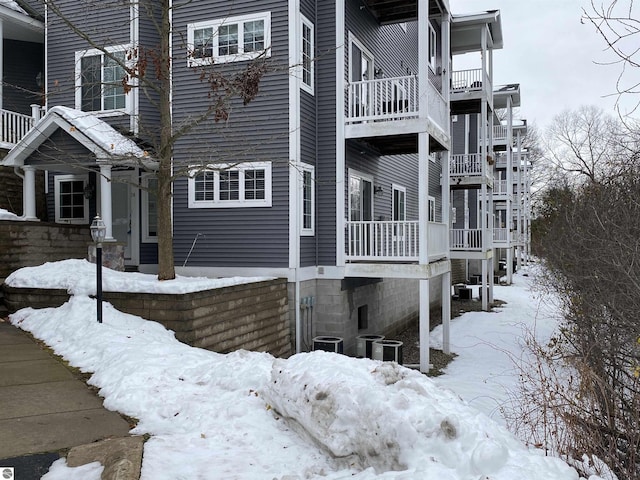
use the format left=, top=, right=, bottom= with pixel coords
left=22, top=166, right=37, bottom=221
left=506, top=97, right=513, bottom=284
left=516, top=128, right=523, bottom=270
left=441, top=271, right=451, bottom=355
left=99, top=164, right=115, bottom=241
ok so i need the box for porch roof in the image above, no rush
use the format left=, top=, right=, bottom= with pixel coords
left=451, top=10, right=503, bottom=54
left=0, top=1, right=43, bottom=43
left=361, top=0, right=449, bottom=24
left=2, top=106, right=156, bottom=169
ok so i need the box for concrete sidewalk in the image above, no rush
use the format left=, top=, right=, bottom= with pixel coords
left=0, top=320, right=141, bottom=478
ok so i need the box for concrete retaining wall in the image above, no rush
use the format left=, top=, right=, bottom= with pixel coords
left=3, top=278, right=291, bottom=358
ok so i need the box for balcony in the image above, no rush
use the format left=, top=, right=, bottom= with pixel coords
left=493, top=179, right=508, bottom=197
left=450, top=228, right=483, bottom=250
left=346, top=220, right=448, bottom=263
left=450, top=153, right=493, bottom=187
left=1, top=109, right=34, bottom=149
left=345, top=76, right=449, bottom=153
left=493, top=228, right=513, bottom=245
left=450, top=68, right=492, bottom=114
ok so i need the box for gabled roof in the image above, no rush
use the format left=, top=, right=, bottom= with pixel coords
left=2, top=106, right=155, bottom=168
left=451, top=10, right=503, bottom=54
left=494, top=84, right=521, bottom=109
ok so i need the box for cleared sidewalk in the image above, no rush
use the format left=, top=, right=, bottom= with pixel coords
left=0, top=320, right=137, bottom=477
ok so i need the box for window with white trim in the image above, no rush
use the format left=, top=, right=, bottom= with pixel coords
left=75, top=46, right=130, bottom=112
left=142, top=175, right=158, bottom=243
left=392, top=184, right=406, bottom=222
left=428, top=22, right=437, bottom=71
left=54, top=175, right=89, bottom=224
left=187, top=12, right=271, bottom=66
left=188, top=162, right=272, bottom=208
left=301, top=14, right=314, bottom=94
left=428, top=195, right=436, bottom=222
left=300, top=163, right=314, bottom=235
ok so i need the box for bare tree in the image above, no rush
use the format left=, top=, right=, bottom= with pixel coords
left=582, top=0, right=640, bottom=116
left=41, top=0, right=272, bottom=280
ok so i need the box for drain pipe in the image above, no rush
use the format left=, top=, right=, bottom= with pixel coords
left=183, top=233, right=204, bottom=267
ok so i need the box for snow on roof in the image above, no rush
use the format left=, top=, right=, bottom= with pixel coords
left=48, top=106, right=147, bottom=159
left=0, top=0, right=28, bottom=15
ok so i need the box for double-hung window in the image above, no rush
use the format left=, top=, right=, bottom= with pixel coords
left=188, top=162, right=272, bottom=208
left=75, top=46, right=130, bottom=112
left=188, top=12, right=271, bottom=66
left=300, top=163, right=314, bottom=235
left=301, top=14, right=314, bottom=94
left=54, top=175, right=89, bottom=224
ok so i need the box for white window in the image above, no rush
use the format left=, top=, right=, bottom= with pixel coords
left=187, top=12, right=271, bottom=66
left=300, top=163, right=314, bottom=235
left=428, top=22, right=437, bottom=71
left=188, top=162, right=272, bottom=208
left=75, top=46, right=131, bottom=112
left=301, top=14, right=314, bottom=95
left=392, top=184, right=406, bottom=222
left=428, top=195, right=436, bottom=222
left=54, top=175, right=89, bottom=224
left=142, top=175, right=158, bottom=243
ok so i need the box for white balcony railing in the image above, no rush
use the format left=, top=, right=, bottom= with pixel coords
left=493, top=125, right=509, bottom=143
left=451, top=68, right=483, bottom=92
left=450, top=153, right=483, bottom=176
left=1, top=109, right=34, bottom=146
left=494, top=179, right=508, bottom=195
left=450, top=228, right=483, bottom=250
left=346, top=76, right=418, bottom=124
left=346, top=220, right=448, bottom=262
left=493, top=228, right=509, bottom=243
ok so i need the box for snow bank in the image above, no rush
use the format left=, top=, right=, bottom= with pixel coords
left=5, top=259, right=273, bottom=295
left=0, top=208, right=23, bottom=220
left=265, top=352, right=580, bottom=479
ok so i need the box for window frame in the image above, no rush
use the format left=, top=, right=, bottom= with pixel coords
left=428, top=195, right=436, bottom=222
left=300, top=14, right=314, bottom=95
left=187, top=11, right=272, bottom=66
left=428, top=22, right=437, bottom=72
left=54, top=174, right=89, bottom=224
left=141, top=174, right=158, bottom=243
left=348, top=169, right=374, bottom=222
left=392, top=184, right=406, bottom=222
left=74, top=45, right=132, bottom=114
left=300, top=163, right=315, bottom=236
left=188, top=162, right=272, bottom=208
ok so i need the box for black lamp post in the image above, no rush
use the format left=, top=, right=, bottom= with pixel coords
left=90, top=214, right=107, bottom=323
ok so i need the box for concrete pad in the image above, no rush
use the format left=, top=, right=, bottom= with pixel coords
left=0, top=359, right=73, bottom=387
left=0, top=381, right=105, bottom=420
left=0, top=324, right=33, bottom=345
left=0, top=344, right=52, bottom=363
left=67, top=436, right=144, bottom=480
left=0, top=409, right=132, bottom=458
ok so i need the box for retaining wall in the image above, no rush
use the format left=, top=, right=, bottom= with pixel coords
left=3, top=278, right=291, bottom=358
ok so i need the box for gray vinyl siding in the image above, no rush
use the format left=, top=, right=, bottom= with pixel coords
left=171, top=0, right=290, bottom=269
left=45, top=0, right=131, bottom=130
left=28, top=129, right=95, bottom=166
left=299, top=0, right=318, bottom=268
left=314, top=0, right=337, bottom=266
left=451, top=115, right=466, bottom=155
left=469, top=114, right=479, bottom=153
left=3, top=40, right=43, bottom=115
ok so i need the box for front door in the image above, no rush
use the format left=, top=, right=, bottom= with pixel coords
left=111, top=171, right=139, bottom=265
left=350, top=35, right=374, bottom=118
left=349, top=170, right=373, bottom=256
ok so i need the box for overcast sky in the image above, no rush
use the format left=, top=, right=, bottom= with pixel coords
left=450, top=0, right=637, bottom=131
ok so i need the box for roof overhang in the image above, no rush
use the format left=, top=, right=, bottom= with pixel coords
left=360, top=0, right=450, bottom=25
left=2, top=106, right=157, bottom=170
left=451, top=10, right=503, bottom=54
left=0, top=4, right=44, bottom=43
left=493, top=84, right=521, bottom=109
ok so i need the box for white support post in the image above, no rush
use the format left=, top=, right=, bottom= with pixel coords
left=419, top=279, right=430, bottom=372
left=516, top=129, right=523, bottom=270
left=22, top=166, right=38, bottom=221
left=99, top=164, right=114, bottom=241
left=506, top=97, right=513, bottom=284
left=441, top=271, right=451, bottom=355
left=481, top=259, right=488, bottom=311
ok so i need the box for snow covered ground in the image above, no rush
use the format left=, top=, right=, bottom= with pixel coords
left=0, top=208, right=23, bottom=221
left=5, top=261, right=594, bottom=479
